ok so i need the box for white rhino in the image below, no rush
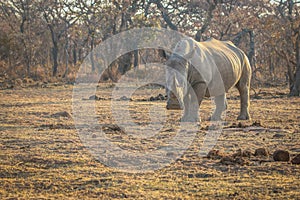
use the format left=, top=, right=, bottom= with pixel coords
left=165, top=38, right=251, bottom=122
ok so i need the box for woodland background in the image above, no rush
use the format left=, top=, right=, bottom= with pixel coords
left=0, top=0, right=300, bottom=96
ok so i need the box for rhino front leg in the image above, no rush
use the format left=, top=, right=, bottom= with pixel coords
left=211, top=94, right=227, bottom=121
left=181, top=83, right=206, bottom=122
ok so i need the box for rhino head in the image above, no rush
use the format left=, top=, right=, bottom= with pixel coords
left=165, top=39, right=196, bottom=110
left=165, top=58, right=188, bottom=110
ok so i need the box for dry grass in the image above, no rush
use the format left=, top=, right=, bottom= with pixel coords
left=0, top=84, right=299, bottom=199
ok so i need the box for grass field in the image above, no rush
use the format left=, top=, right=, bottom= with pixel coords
left=0, top=84, right=299, bottom=199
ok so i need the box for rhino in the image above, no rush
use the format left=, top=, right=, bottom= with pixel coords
left=164, top=38, right=251, bottom=122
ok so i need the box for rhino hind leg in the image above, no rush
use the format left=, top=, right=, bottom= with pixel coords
left=210, top=94, right=227, bottom=121
left=236, top=76, right=251, bottom=120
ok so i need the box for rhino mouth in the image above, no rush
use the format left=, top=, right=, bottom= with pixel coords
left=165, top=73, right=186, bottom=110
left=166, top=103, right=182, bottom=110
left=166, top=91, right=184, bottom=110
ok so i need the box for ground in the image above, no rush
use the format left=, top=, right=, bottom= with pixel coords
left=0, top=83, right=299, bottom=199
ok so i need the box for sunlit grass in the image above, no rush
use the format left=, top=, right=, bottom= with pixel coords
left=0, top=85, right=299, bottom=199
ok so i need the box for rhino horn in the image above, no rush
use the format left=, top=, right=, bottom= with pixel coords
left=172, top=76, right=177, bottom=87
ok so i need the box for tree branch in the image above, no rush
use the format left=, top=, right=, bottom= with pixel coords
left=145, top=0, right=178, bottom=30
left=195, top=0, right=220, bottom=41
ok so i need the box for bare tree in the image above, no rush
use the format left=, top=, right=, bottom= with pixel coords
left=0, top=0, right=299, bottom=91
left=39, top=0, right=78, bottom=77
left=275, top=0, right=300, bottom=95
left=0, top=0, right=39, bottom=77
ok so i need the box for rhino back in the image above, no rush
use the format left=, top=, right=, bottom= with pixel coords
left=198, top=39, right=246, bottom=95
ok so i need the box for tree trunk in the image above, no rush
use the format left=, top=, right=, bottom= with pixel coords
left=134, top=49, right=139, bottom=69
left=248, top=30, right=255, bottom=68
left=73, top=44, right=77, bottom=65
left=48, top=23, right=59, bottom=77
left=290, top=66, right=300, bottom=96
left=290, top=32, right=300, bottom=96
left=90, top=36, right=95, bottom=72
left=63, top=37, right=69, bottom=78
left=269, top=56, right=274, bottom=80
left=52, top=42, right=59, bottom=77
left=19, top=15, right=31, bottom=77
left=25, top=53, right=31, bottom=77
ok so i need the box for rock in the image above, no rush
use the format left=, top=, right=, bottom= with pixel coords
left=89, top=95, right=100, bottom=100
left=149, top=96, right=155, bottom=101
left=51, top=111, right=72, bottom=118
left=23, top=77, right=34, bottom=84
left=273, top=133, right=285, bottom=138
left=291, top=154, right=300, bottom=164
left=149, top=94, right=166, bottom=101
left=89, top=95, right=107, bottom=100
left=157, top=94, right=166, bottom=100
left=120, top=96, right=132, bottom=101
left=102, top=124, right=125, bottom=134
left=273, top=150, right=290, bottom=162
left=252, top=121, right=262, bottom=127
left=254, top=148, right=269, bottom=157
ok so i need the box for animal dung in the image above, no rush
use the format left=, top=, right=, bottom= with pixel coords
left=273, top=150, right=290, bottom=162
left=254, top=148, right=269, bottom=157
left=291, top=154, right=300, bottom=164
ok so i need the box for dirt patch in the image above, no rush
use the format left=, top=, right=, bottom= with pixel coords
left=0, top=85, right=299, bottom=199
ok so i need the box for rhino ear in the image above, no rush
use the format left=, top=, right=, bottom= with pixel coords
left=184, top=46, right=196, bottom=59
